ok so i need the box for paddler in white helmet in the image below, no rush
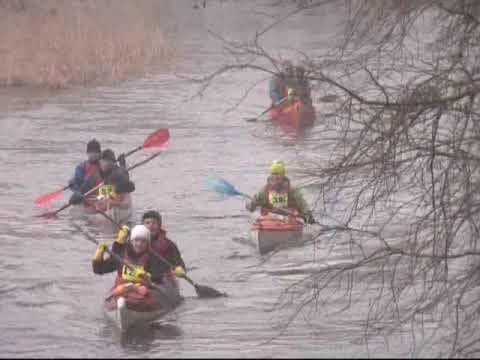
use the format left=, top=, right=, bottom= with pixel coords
left=92, top=225, right=169, bottom=286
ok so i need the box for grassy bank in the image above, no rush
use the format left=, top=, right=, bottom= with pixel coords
left=0, top=0, right=172, bottom=89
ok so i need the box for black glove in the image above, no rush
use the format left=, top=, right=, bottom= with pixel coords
left=69, top=192, right=85, bottom=205
left=117, top=153, right=127, bottom=168
left=246, top=201, right=256, bottom=212
left=305, top=212, right=315, bottom=225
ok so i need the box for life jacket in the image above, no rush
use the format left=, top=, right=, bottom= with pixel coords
left=266, top=176, right=291, bottom=209
left=114, top=246, right=150, bottom=287
left=150, top=229, right=170, bottom=259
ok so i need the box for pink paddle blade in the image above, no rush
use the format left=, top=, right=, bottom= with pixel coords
left=143, top=128, right=170, bottom=151
left=34, top=189, right=64, bottom=208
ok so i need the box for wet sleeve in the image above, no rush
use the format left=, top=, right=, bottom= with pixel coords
left=290, top=188, right=310, bottom=216
left=252, top=189, right=269, bottom=209
left=78, top=175, right=97, bottom=194
left=69, top=163, right=85, bottom=191
left=168, top=241, right=186, bottom=270
left=92, top=257, right=118, bottom=275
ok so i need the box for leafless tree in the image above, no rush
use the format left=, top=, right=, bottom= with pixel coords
left=193, top=0, right=480, bottom=357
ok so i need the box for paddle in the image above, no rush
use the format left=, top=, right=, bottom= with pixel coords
left=34, top=128, right=170, bottom=208
left=71, top=223, right=177, bottom=307
left=244, top=97, right=288, bottom=122
left=35, top=150, right=167, bottom=219
left=95, top=209, right=227, bottom=299
left=206, top=177, right=307, bottom=222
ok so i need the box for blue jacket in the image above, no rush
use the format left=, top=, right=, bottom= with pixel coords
left=69, top=161, right=98, bottom=192
left=269, top=75, right=287, bottom=103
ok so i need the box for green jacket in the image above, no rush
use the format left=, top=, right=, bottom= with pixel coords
left=251, top=186, right=311, bottom=217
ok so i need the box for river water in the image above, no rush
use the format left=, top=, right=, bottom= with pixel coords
left=0, top=1, right=414, bottom=358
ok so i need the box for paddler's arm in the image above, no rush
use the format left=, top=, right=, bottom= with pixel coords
left=68, top=163, right=85, bottom=192
left=246, top=189, right=269, bottom=212
left=91, top=242, right=119, bottom=275
left=289, top=188, right=315, bottom=224
left=168, top=241, right=186, bottom=270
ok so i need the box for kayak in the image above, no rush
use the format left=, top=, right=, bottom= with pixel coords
left=103, top=272, right=182, bottom=332
left=70, top=193, right=134, bottom=225
left=250, top=210, right=304, bottom=254
left=270, top=98, right=315, bottom=129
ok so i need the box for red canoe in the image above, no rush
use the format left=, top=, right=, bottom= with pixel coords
left=270, top=98, right=315, bottom=129
left=251, top=210, right=304, bottom=254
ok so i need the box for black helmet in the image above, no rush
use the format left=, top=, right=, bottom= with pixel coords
left=86, top=139, right=101, bottom=153
left=142, top=210, right=162, bottom=225
left=100, top=148, right=116, bottom=162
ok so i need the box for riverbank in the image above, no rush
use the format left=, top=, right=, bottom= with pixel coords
left=0, top=0, right=173, bottom=90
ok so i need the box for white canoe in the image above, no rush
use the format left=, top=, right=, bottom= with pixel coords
left=70, top=193, right=134, bottom=226
left=103, top=274, right=182, bottom=332
left=250, top=211, right=304, bottom=254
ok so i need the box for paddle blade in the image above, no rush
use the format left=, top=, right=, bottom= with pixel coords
left=194, top=284, right=227, bottom=298
left=34, top=188, right=65, bottom=207
left=143, top=128, right=170, bottom=151
left=206, top=177, right=244, bottom=197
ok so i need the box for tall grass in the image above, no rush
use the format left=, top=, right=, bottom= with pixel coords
left=0, top=0, right=172, bottom=89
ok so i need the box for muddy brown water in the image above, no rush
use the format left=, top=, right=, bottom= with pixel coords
left=0, top=1, right=417, bottom=357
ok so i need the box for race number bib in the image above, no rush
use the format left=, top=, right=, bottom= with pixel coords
left=121, top=264, right=144, bottom=283
left=268, top=191, right=288, bottom=209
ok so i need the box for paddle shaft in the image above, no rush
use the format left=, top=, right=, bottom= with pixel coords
left=96, top=209, right=200, bottom=288
left=237, top=192, right=306, bottom=222
left=42, top=152, right=163, bottom=218
left=246, top=96, right=288, bottom=122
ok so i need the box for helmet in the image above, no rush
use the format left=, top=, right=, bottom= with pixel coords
left=130, top=224, right=151, bottom=243
left=270, top=160, right=286, bottom=175
left=86, top=139, right=101, bottom=153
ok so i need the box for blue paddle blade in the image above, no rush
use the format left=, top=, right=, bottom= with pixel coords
left=206, top=177, right=243, bottom=197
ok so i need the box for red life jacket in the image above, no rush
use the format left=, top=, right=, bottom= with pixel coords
left=113, top=247, right=150, bottom=287
left=150, top=229, right=170, bottom=258
left=84, top=161, right=101, bottom=182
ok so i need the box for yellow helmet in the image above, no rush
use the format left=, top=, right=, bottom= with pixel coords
left=270, top=160, right=286, bottom=175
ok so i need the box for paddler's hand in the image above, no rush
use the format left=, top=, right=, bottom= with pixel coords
left=116, top=225, right=130, bottom=245
left=69, top=191, right=85, bottom=205
left=174, top=266, right=186, bottom=278
left=94, top=242, right=108, bottom=261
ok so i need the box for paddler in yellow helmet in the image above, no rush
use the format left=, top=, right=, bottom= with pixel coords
left=246, top=160, right=315, bottom=224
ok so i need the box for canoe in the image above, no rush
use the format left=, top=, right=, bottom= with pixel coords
left=103, top=272, right=182, bottom=332
left=270, top=98, right=315, bottom=129
left=70, top=193, right=134, bottom=225
left=250, top=210, right=304, bottom=254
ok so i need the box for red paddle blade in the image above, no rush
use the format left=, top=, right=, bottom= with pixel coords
left=143, top=128, right=170, bottom=151
left=34, top=189, right=64, bottom=208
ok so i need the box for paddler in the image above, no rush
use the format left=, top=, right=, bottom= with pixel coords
left=116, top=210, right=187, bottom=279
left=69, top=148, right=134, bottom=207
left=269, top=60, right=296, bottom=105
left=92, top=224, right=170, bottom=285
left=245, top=160, right=316, bottom=224
left=68, top=139, right=102, bottom=193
